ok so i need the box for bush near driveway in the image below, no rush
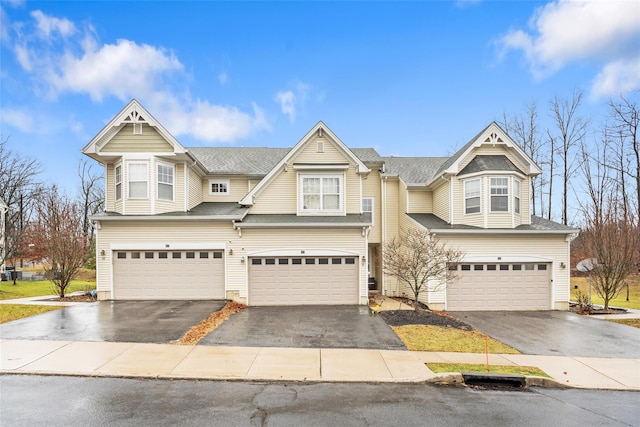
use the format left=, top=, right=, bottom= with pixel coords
left=571, top=274, right=640, bottom=310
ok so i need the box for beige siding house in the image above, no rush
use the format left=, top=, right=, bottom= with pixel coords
left=83, top=100, right=578, bottom=310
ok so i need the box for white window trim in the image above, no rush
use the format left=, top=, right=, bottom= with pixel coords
left=513, top=179, right=521, bottom=215
left=464, top=178, right=481, bottom=215
left=209, top=179, right=230, bottom=196
left=298, top=173, right=345, bottom=215
left=490, top=177, right=509, bottom=213
left=133, top=123, right=143, bottom=135
left=157, top=162, right=175, bottom=202
left=115, top=163, right=122, bottom=201
left=362, top=197, right=374, bottom=223
left=127, top=162, right=149, bottom=200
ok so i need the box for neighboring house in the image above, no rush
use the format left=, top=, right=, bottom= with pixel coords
left=0, top=197, right=6, bottom=274
left=83, top=100, right=578, bottom=310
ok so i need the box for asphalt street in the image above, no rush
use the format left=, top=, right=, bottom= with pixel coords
left=1, top=375, right=638, bottom=426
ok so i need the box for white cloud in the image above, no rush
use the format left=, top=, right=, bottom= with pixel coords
left=31, top=10, right=75, bottom=38
left=275, top=90, right=296, bottom=122
left=497, top=0, right=640, bottom=96
left=591, top=56, right=640, bottom=99
left=0, top=107, right=34, bottom=132
left=5, top=9, right=271, bottom=143
left=49, top=39, right=183, bottom=102
left=274, top=81, right=311, bottom=122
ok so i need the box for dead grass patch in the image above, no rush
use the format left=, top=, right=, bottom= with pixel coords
left=392, top=324, right=520, bottom=353
left=427, top=362, right=550, bottom=378
left=176, top=301, right=246, bottom=345
left=608, top=318, right=640, bottom=328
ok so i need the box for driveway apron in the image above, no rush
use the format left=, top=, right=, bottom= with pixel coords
left=199, top=306, right=406, bottom=350
left=452, top=311, right=640, bottom=358
left=0, top=300, right=226, bottom=343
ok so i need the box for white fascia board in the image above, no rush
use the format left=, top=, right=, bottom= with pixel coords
left=247, top=248, right=360, bottom=257
left=461, top=255, right=554, bottom=263
left=457, top=170, right=527, bottom=180
left=90, top=215, right=243, bottom=222
left=431, top=228, right=580, bottom=235
left=292, top=164, right=350, bottom=170
left=111, top=242, right=226, bottom=251
left=235, top=222, right=371, bottom=229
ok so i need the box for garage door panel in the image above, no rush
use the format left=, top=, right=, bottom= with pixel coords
left=113, top=250, right=225, bottom=300
left=448, top=263, right=550, bottom=311
left=249, top=256, right=358, bottom=306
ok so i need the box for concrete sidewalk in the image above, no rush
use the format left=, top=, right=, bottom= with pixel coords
left=1, top=339, right=638, bottom=390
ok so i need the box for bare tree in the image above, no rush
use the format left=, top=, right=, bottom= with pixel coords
left=548, top=89, right=589, bottom=225
left=383, top=227, right=464, bottom=310
left=502, top=101, right=546, bottom=216
left=33, top=186, right=86, bottom=298
left=578, top=136, right=639, bottom=310
left=606, top=94, right=639, bottom=223
left=78, top=159, right=104, bottom=250
left=0, top=136, right=42, bottom=269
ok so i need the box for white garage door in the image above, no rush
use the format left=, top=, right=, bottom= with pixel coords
left=113, top=250, right=225, bottom=300
left=447, top=262, right=551, bottom=311
left=248, top=256, right=359, bottom=306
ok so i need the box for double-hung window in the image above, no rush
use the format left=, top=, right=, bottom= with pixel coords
left=115, top=165, right=122, bottom=201
left=362, top=197, right=373, bottom=221
left=513, top=179, right=521, bottom=214
left=301, top=175, right=342, bottom=212
left=490, top=177, right=509, bottom=212
left=128, top=163, right=148, bottom=199
left=464, top=179, right=481, bottom=214
left=157, top=164, right=174, bottom=201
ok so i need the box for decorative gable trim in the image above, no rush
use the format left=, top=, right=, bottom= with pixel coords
left=239, top=122, right=370, bottom=206
left=82, top=99, right=187, bottom=157
left=427, top=122, right=542, bottom=187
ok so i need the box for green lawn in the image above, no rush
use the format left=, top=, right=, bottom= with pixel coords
left=0, top=304, right=64, bottom=323
left=571, top=275, right=640, bottom=309
left=392, top=325, right=520, bottom=353
left=0, top=280, right=96, bottom=300
left=608, top=318, right=640, bottom=328
left=427, top=363, right=550, bottom=378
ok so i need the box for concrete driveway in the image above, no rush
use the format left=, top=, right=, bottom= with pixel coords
left=199, top=306, right=406, bottom=350
left=452, top=311, right=640, bottom=358
left=0, top=300, right=226, bottom=344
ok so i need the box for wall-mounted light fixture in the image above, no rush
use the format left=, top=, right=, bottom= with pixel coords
left=241, top=256, right=245, bottom=264
left=229, top=248, right=233, bottom=256
left=560, top=262, right=566, bottom=269
left=100, top=250, right=106, bottom=256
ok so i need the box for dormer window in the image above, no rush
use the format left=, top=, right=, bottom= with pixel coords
left=490, top=177, right=509, bottom=212
left=464, top=179, right=481, bottom=214
left=209, top=179, right=230, bottom=195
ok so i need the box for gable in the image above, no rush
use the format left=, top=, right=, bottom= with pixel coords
left=429, top=122, right=541, bottom=185
left=101, top=124, right=174, bottom=153
left=82, top=99, right=186, bottom=160
left=240, top=122, right=370, bottom=206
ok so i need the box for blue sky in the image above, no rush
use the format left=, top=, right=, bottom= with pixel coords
left=1, top=0, right=639, bottom=205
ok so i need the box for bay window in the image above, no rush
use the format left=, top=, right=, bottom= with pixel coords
left=464, top=179, right=481, bottom=214
left=128, top=163, right=148, bottom=199
left=157, top=164, right=174, bottom=201
left=490, top=177, right=509, bottom=212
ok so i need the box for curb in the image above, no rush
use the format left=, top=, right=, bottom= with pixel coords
left=426, top=372, right=573, bottom=389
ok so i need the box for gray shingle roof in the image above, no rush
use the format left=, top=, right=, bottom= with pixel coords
left=92, top=202, right=248, bottom=219
left=408, top=213, right=578, bottom=233
left=351, top=148, right=384, bottom=163
left=432, top=123, right=493, bottom=178
left=187, top=147, right=291, bottom=176
left=458, top=155, right=523, bottom=176
left=382, top=157, right=449, bottom=184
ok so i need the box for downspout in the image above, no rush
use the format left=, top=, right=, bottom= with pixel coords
left=381, top=175, right=387, bottom=296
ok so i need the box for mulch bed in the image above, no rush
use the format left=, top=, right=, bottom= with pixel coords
left=379, top=309, right=472, bottom=330
left=46, top=293, right=97, bottom=302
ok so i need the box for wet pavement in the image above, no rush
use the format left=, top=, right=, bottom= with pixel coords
left=452, top=311, right=640, bottom=358
left=199, top=305, right=406, bottom=350
left=0, top=300, right=226, bottom=343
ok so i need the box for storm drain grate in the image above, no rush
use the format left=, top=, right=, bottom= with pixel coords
left=462, top=373, right=527, bottom=390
